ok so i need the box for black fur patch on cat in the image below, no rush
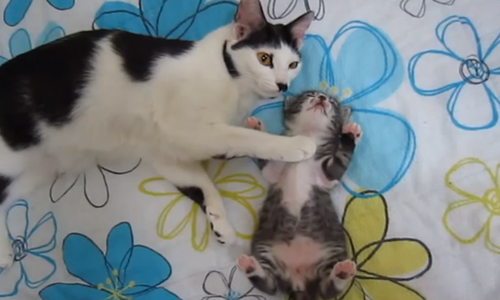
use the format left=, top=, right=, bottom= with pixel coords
left=223, top=41, right=239, bottom=78
left=0, top=30, right=109, bottom=150
left=111, top=31, right=195, bottom=82
left=176, top=186, right=206, bottom=212
left=0, top=176, right=12, bottom=205
left=231, top=23, right=299, bottom=54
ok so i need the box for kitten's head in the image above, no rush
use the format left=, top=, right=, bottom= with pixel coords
left=283, top=90, right=351, bottom=138
left=227, top=0, right=314, bottom=98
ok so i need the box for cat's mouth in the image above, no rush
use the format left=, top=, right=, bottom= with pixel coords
left=307, top=102, right=328, bottom=115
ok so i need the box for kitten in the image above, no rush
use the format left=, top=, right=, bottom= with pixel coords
left=237, top=91, right=362, bottom=300
left=0, top=0, right=315, bottom=267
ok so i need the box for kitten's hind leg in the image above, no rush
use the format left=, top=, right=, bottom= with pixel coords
left=237, top=255, right=277, bottom=294
left=149, top=159, right=236, bottom=245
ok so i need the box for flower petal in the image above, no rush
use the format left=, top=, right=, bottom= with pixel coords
left=443, top=199, right=490, bottom=244
left=9, top=28, right=32, bottom=58
left=6, top=200, right=29, bottom=241
left=63, top=233, right=110, bottom=287
left=445, top=157, right=496, bottom=200
left=359, top=278, right=425, bottom=300
left=39, top=283, right=110, bottom=300
left=26, top=212, right=57, bottom=254
left=485, top=215, right=500, bottom=254
left=227, top=267, right=255, bottom=298
left=447, top=83, right=499, bottom=130
left=202, top=269, right=230, bottom=296
left=408, top=50, right=463, bottom=96
left=357, top=238, right=431, bottom=280
left=93, top=1, right=153, bottom=35
left=333, top=21, right=403, bottom=108
left=485, top=34, right=500, bottom=73
left=156, top=0, right=196, bottom=38
left=0, top=56, right=8, bottom=66
left=342, top=108, right=416, bottom=195
left=46, top=0, right=75, bottom=10
left=435, top=16, right=482, bottom=61
left=49, top=173, right=80, bottom=203
left=120, top=245, right=171, bottom=293
left=133, top=287, right=182, bottom=300
left=399, top=0, right=426, bottom=18
left=0, top=262, right=22, bottom=297
left=99, top=159, right=141, bottom=175
left=289, top=34, right=326, bottom=94
left=83, top=167, right=110, bottom=208
left=3, top=0, right=32, bottom=27
left=21, top=253, right=56, bottom=288
left=163, top=0, right=238, bottom=40
left=342, top=192, right=388, bottom=254
left=106, top=222, right=133, bottom=272
left=265, top=0, right=298, bottom=20
left=35, top=21, right=66, bottom=47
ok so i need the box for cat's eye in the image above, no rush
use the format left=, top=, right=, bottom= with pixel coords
left=289, top=61, right=299, bottom=69
left=257, top=52, right=272, bottom=66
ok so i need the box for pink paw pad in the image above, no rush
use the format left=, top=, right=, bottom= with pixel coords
left=245, top=117, right=264, bottom=131
left=237, top=255, right=257, bottom=274
left=332, top=260, right=357, bottom=280
left=342, top=123, right=362, bottom=143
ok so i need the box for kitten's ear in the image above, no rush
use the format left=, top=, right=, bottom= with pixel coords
left=283, top=95, right=293, bottom=109
left=286, top=11, right=314, bottom=49
left=340, top=105, right=353, bottom=124
left=234, top=0, right=267, bottom=40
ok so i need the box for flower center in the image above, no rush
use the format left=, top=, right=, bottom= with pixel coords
left=459, top=55, right=490, bottom=85
left=97, top=269, right=135, bottom=300
left=11, top=236, right=28, bottom=262
left=483, top=188, right=500, bottom=215
left=224, top=290, right=242, bottom=300
left=320, top=81, right=352, bottom=100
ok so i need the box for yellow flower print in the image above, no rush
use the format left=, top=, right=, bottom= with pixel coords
left=138, top=160, right=266, bottom=252
left=339, top=190, right=432, bottom=300
left=442, top=157, right=500, bottom=254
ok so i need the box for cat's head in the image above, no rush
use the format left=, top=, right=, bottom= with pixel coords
left=226, top=0, right=314, bottom=98
left=282, top=90, right=351, bottom=138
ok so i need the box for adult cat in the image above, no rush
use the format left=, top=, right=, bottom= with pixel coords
left=0, top=0, right=314, bottom=268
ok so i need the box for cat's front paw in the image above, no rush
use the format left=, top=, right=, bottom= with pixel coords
left=342, top=123, right=362, bottom=144
left=206, top=206, right=236, bottom=245
left=245, top=117, right=266, bottom=132
left=280, top=135, right=316, bottom=162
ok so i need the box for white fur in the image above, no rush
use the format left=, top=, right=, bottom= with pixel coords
left=0, top=17, right=315, bottom=265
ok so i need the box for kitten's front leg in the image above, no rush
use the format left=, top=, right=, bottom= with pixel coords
left=148, top=159, right=236, bottom=245
left=237, top=255, right=278, bottom=295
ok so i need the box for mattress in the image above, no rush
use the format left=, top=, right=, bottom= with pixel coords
left=0, top=0, right=499, bottom=299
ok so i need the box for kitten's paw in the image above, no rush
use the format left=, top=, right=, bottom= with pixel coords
left=342, top=123, right=362, bottom=144
left=245, top=117, right=266, bottom=131
left=237, top=255, right=257, bottom=275
left=282, top=135, right=317, bottom=162
left=0, top=240, right=14, bottom=269
left=206, top=206, right=236, bottom=245
left=331, top=260, right=357, bottom=281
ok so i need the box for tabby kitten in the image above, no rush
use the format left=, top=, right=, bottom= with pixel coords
left=238, top=91, right=362, bottom=300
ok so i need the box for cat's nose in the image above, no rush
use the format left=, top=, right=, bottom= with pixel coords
left=277, top=83, right=288, bottom=92
left=318, top=95, right=326, bottom=101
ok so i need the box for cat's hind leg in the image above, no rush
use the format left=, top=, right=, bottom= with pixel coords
left=149, top=159, right=236, bottom=245
left=237, top=254, right=277, bottom=294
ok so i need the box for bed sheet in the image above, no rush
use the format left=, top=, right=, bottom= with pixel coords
left=0, top=0, right=500, bottom=299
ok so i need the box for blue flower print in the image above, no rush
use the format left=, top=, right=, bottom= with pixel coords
left=93, top=0, right=237, bottom=41
left=251, top=21, right=416, bottom=198
left=202, top=266, right=266, bottom=300
left=39, top=222, right=182, bottom=300
left=3, top=0, right=74, bottom=27
left=409, top=16, right=500, bottom=131
left=0, top=200, right=58, bottom=298
left=0, top=21, right=66, bottom=66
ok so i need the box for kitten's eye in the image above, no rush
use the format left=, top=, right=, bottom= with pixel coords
left=289, top=61, right=299, bottom=69
left=257, top=52, right=272, bottom=66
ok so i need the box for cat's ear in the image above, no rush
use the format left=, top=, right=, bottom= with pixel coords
left=283, top=95, right=293, bottom=109
left=286, top=11, right=314, bottom=49
left=234, top=0, right=267, bottom=40
left=340, top=105, right=353, bottom=124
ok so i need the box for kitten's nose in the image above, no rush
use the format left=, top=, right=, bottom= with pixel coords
left=277, top=83, right=288, bottom=92
left=318, top=95, right=326, bottom=102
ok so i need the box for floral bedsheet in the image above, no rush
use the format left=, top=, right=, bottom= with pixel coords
left=1, top=0, right=500, bottom=299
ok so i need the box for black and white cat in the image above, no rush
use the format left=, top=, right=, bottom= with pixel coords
left=237, top=91, right=362, bottom=300
left=0, top=0, right=315, bottom=267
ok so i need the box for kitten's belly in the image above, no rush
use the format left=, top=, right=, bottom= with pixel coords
left=279, top=160, right=319, bottom=216
left=272, top=235, right=327, bottom=276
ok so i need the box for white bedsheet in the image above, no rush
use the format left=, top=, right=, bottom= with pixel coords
left=0, top=0, right=499, bottom=299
